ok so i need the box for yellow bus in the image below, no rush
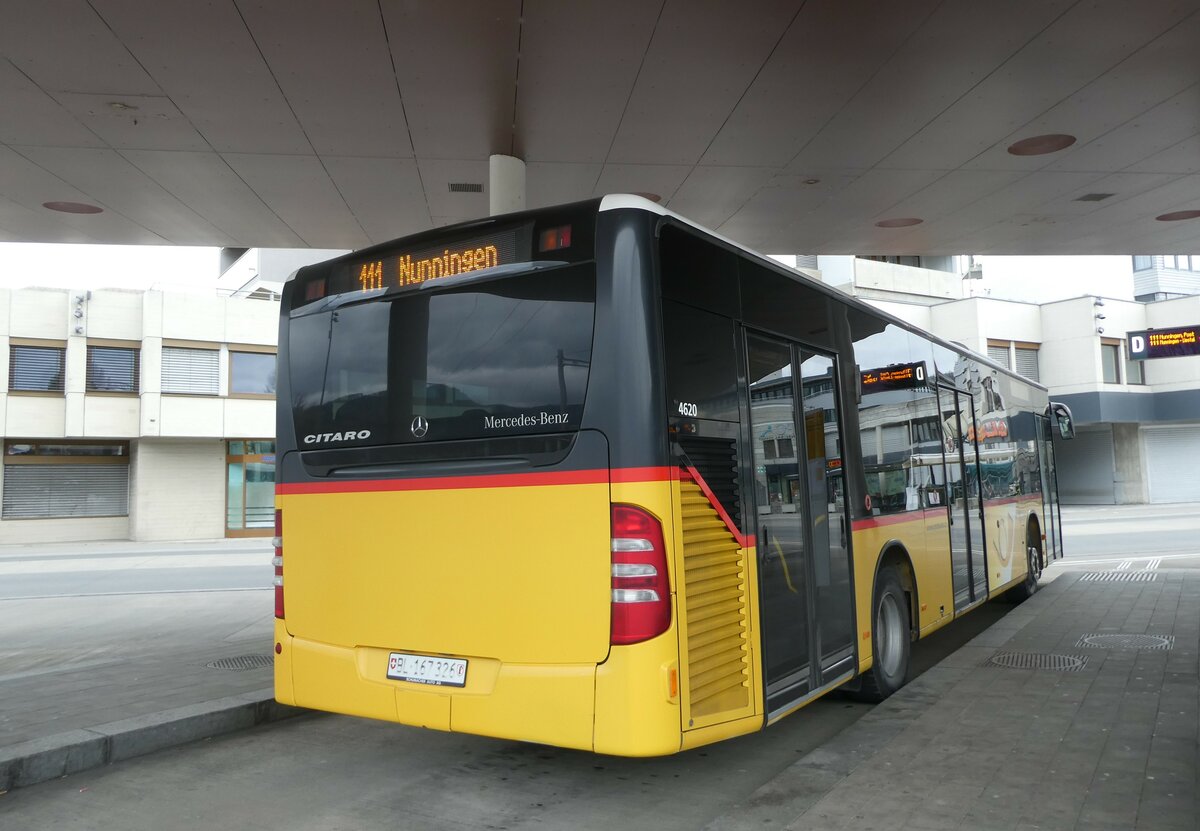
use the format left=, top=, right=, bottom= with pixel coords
left=272, top=195, right=1072, bottom=755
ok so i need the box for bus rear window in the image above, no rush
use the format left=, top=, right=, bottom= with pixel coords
left=289, top=265, right=595, bottom=447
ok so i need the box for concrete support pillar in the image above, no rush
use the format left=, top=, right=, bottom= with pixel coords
left=1112, top=422, right=1148, bottom=504
left=489, top=155, right=526, bottom=216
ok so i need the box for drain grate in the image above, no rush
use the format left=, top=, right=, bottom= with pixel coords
left=985, top=651, right=1088, bottom=672
left=1076, top=633, right=1174, bottom=650
left=1080, top=572, right=1158, bottom=582
left=207, top=654, right=274, bottom=671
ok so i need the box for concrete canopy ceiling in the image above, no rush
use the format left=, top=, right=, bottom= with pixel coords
left=1, top=0, right=1198, bottom=255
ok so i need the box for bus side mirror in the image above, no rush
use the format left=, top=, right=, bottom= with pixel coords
left=1050, top=402, right=1075, bottom=440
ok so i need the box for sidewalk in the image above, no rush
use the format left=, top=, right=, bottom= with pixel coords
left=0, top=538, right=298, bottom=791
left=706, top=565, right=1199, bottom=831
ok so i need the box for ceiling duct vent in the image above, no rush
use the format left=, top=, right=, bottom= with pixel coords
left=448, top=182, right=484, bottom=193
left=1074, top=193, right=1115, bottom=202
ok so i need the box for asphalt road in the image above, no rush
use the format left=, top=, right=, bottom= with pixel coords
left=0, top=543, right=272, bottom=600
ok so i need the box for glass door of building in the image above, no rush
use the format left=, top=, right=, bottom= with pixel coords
left=226, top=440, right=276, bottom=537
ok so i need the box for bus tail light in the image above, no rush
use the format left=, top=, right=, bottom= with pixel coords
left=610, top=505, right=670, bottom=645
left=273, top=509, right=284, bottom=619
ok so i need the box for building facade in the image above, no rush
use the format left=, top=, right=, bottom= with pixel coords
left=1, top=287, right=278, bottom=544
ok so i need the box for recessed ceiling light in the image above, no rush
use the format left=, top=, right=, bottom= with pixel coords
left=108, top=101, right=138, bottom=112
left=875, top=217, right=923, bottom=228
left=633, top=192, right=661, bottom=203
left=1007, top=134, right=1077, bottom=156
left=803, top=178, right=821, bottom=186
left=43, top=201, right=103, bottom=214
left=1155, top=209, right=1200, bottom=222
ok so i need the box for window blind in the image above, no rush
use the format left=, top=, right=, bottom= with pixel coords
left=1014, top=348, right=1040, bottom=382
left=161, top=347, right=219, bottom=395
left=9, top=345, right=65, bottom=392
left=2, top=464, right=129, bottom=519
left=986, top=344, right=1010, bottom=369
left=87, top=346, right=139, bottom=392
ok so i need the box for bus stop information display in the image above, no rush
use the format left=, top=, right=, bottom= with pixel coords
left=860, top=361, right=927, bottom=392
left=1128, top=326, right=1200, bottom=360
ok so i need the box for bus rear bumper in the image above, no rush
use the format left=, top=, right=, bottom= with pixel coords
left=273, top=619, right=296, bottom=706
left=279, top=632, right=598, bottom=750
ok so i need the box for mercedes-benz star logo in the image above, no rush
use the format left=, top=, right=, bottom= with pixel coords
left=410, top=415, right=429, bottom=438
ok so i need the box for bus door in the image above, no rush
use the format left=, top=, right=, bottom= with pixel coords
left=746, top=333, right=855, bottom=715
left=940, top=386, right=988, bottom=610
left=1036, top=414, right=1064, bottom=561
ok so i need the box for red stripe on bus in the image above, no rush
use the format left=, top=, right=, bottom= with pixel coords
left=610, top=466, right=675, bottom=483
left=681, top=464, right=751, bottom=549
left=277, top=466, right=674, bottom=496
left=851, top=511, right=925, bottom=531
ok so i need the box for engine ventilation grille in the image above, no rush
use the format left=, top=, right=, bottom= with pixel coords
left=448, top=182, right=484, bottom=193
left=678, top=480, right=752, bottom=729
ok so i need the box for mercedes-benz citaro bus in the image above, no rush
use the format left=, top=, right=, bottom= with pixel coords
left=272, top=195, right=1072, bottom=756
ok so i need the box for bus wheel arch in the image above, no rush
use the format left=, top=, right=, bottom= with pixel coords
left=858, top=544, right=915, bottom=702
left=1008, top=515, right=1043, bottom=602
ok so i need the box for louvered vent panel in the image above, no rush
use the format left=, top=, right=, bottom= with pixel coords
left=677, top=436, right=740, bottom=529
left=680, top=482, right=752, bottom=725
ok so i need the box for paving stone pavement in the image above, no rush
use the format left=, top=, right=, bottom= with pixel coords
left=705, top=569, right=1200, bottom=831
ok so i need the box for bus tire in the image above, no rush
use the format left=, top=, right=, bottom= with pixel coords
left=1008, top=524, right=1042, bottom=603
left=858, top=566, right=911, bottom=702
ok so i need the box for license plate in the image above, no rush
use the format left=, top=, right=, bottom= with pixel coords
left=386, top=652, right=468, bottom=687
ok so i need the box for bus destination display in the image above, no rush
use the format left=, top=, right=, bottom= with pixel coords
left=323, top=228, right=522, bottom=300
left=1128, top=326, right=1200, bottom=360
left=860, top=361, right=927, bottom=393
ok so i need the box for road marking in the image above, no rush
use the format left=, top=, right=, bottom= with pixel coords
left=1056, top=552, right=1200, bottom=568
left=0, top=587, right=271, bottom=601
left=1116, top=560, right=1132, bottom=570
left=1145, top=558, right=1162, bottom=571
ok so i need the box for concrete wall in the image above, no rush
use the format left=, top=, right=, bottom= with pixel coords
left=1112, top=423, right=1148, bottom=504
left=130, top=440, right=226, bottom=541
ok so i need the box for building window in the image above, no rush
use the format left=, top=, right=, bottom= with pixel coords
left=1014, top=347, right=1040, bottom=382
left=986, top=342, right=1011, bottom=369
left=229, top=351, right=277, bottom=397
left=1125, top=354, right=1144, bottom=385
left=1132, top=256, right=1152, bottom=271
left=161, top=346, right=219, bottom=395
left=988, top=340, right=1040, bottom=382
left=2, top=441, right=129, bottom=519
left=87, top=345, right=139, bottom=393
left=9, top=342, right=65, bottom=392
left=1101, top=341, right=1121, bottom=384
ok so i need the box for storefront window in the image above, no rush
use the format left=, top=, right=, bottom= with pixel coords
left=225, top=441, right=276, bottom=536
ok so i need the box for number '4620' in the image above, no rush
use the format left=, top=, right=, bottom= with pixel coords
left=677, top=402, right=698, bottom=417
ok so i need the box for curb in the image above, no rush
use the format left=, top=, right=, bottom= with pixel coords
left=0, top=690, right=305, bottom=792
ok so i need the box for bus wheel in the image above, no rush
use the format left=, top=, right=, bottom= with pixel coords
left=1008, top=527, right=1042, bottom=603
left=859, top=566, right=911, bottom=702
